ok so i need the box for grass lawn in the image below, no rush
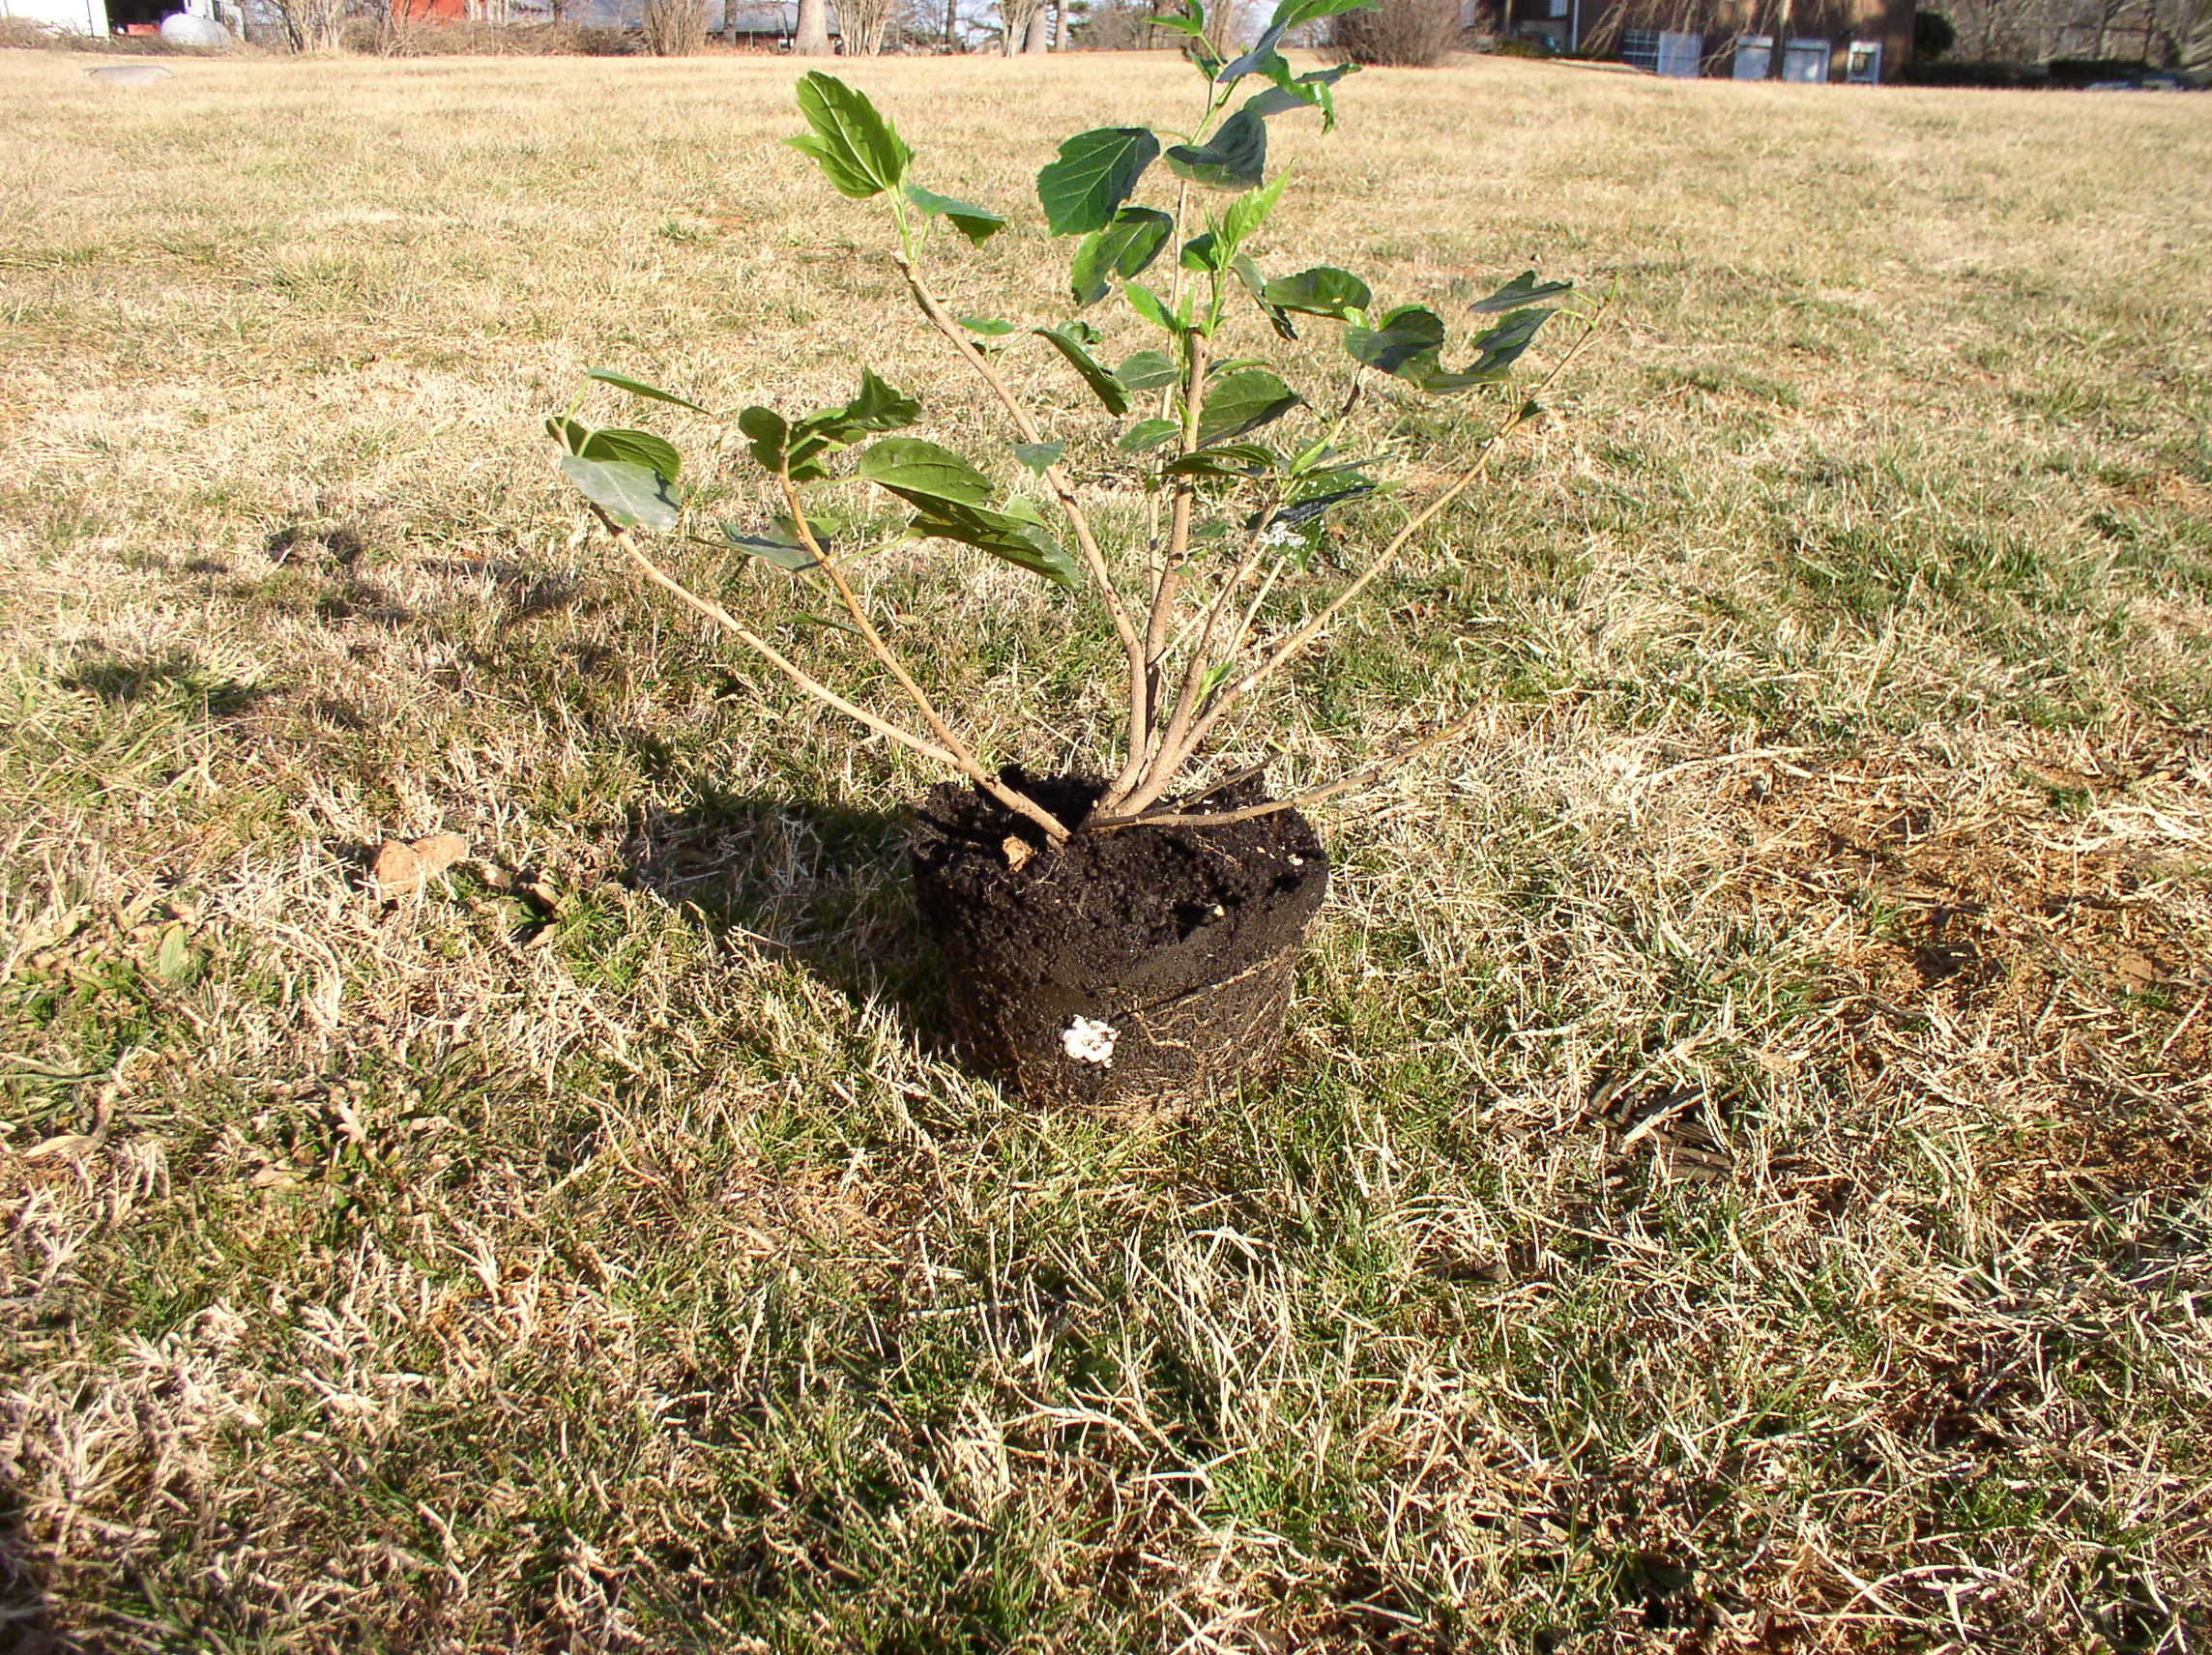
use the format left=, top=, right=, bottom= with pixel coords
left=3, top=42, right=2210, bottom=1652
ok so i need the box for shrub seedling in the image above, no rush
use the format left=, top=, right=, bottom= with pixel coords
left=550, top=0, right=1603, bottom=845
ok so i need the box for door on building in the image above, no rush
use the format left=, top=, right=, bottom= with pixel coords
left=1781, top=36, right=1831, bottom=80
left=1732, top=34, right=1771, bottom=76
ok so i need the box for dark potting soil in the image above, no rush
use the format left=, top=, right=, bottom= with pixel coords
left=910, top=769, right=1328, bottom=1106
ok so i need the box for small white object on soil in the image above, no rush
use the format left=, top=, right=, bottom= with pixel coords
left=1062, top=1016, right=1118, bottom=1066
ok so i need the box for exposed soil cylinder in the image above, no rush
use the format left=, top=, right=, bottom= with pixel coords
left=911, top=770, right=1328, bottom=1111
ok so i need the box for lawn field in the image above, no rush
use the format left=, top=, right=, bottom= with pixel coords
left=3, top=44, right=2211, bottom=1652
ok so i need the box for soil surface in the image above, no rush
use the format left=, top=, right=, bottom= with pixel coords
left=911, top=770, right=1329, bottom=1108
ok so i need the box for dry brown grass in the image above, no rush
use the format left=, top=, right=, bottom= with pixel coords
left=1, top=45, right=2209, bottom=1653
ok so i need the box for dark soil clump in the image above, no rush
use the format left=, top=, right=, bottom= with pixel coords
left=911, top=769, right=1328, bottom=1110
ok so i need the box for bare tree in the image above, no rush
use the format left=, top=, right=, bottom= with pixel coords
left=1023, top=0, right=1051, bottom=44
left=794, top=0, right=832, bottom=52
left=266, top=0, right=351, bottom=50
left=842, top=0, right=903, bottom=48
left=641, top=0, right=709, bottom=52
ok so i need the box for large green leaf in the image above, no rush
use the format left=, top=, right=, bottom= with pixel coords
left=904, top=184, right=1006, bottom=247
left=1262, top=265, right=1370, bottom=320
left=1036, top=128, right=1160, bottom=237
left=1196, top=367, right=1301, bottom=447
left=577, top=426, right=682, bottom=479
left=909, top=499, right=1082, bottom=590
left=1069, top=205, right=1174, bottom=306
left=788, top=73, right=910, bottom=201
left=857, top=437, right=995, bottom=507
left=1014, top=441, right=1065, bottom=475
left=1267, top=0, right=1378, bottom=31
left=1345, top=305, right=1446, bottom=377
left=1123, top=281, right=1178, bottom=333
left=1164, top=108, right=1266, bottom=192
left=560, top=456, right=680, bottom=532
left=1116, top=350, right=1179, bottom=392
left=958, top=314, right=1017, bottom=336
left=1033, top=324, right=1133, bottom=417
left=585, top=368, right=708, bottom=415
left=1470, top=270, right=1573, bottom=314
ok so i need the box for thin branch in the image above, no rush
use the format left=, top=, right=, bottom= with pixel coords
left=1154, top=308, right=1606, bottom=790
left=778, top=477, right=1071, bottom=843
left=891, top=250, right=1151, bottom=780
left=605, top=517, right=961, bottom=770
left=1087, top=706, right=1487, bottom=833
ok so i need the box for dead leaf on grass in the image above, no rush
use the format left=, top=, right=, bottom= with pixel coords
left=371, top=832, right=471, bottom=898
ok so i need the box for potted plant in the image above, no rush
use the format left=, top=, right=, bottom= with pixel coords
left=547, top=0, right=1600, bottom=1109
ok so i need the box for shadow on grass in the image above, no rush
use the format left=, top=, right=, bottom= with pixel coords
left=60, top=647, right=267, bottom=718
left=618, top=781, right=955, bottom=1056
left=0, top=1481, right=58, bottom=1654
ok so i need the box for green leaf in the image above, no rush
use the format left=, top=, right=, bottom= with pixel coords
left=1345, top=305, right=1446, bottom=377
left=817, top=367, right=922, bottom=438
left=1216, top=25, right=1289, bottom=83
left=1410, top=307, right=1557, bottom=392
left=560, top=455, right=681, bottom=532
left=1068, top=205, right=1174, bottom=306
left=738, top=405, right=796, bottom=473
left=1164, top=108, right=1266, bottom=192
left=1150, top=0, right=1206, bottom=35
left=857, top=437, right=994, bottom=507
left=909, top=500, right=1082, bottom=589
left=1197, top=661, right=1236, bottom=702
left=1121, top=418, right=1181, bottom=451
left=1116, top=350, right=1179, bottom=392
left=1124, top=281, right=1177, bottom=333
left=1244, top=61, right=1356, bottom=128
left=585, top=368, right=709, bottom=415
left=577, top=426, right=682, bottom=478
left=1470, top=270, right=1574, bottom=314
left=1164, top=443, right=1273, bottom=479
left=1276, top=479, right=1375, bottom=527
left=1267, top=0, right=1378, bottom=31
left=1037, top=128, right=1160, bottom=237
left=719, top=519, right=818, bottom=570
left=545, top=415, right=591, bottom=454
left=1196, top=367, right=1301, bottom=447
left=1015, top=441, right=1065, bottom=475
left=1220, top=173, right=1289, bottom=254
left=788, top=73, right=911, bottom=201
left=958, top=314, right=1018, bottom=336
left=1033, top=324, right=1133, bottom=417
left=1261, top=265, right=1371, bottom=320
left=904, top=184, right=1006, bottom=247
left=1179, top=231, right=1225, bottom=274
left=1232, top=255, right=1298, bottom=341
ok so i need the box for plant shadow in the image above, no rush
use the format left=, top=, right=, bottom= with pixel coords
left=0, top=1477, right=59, bottom=1654
left=618, top=781, right=954, bottom=1057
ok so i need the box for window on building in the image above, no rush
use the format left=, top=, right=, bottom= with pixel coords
left=1846, top=39, right=1882, bottom=81
left=1621, top=26, right=1661, bottom=69
left=1655, top=29, right=1701, bottom=73
left=1733, top=33, right=1772, bottom=76
left=1781, top=36, right=1831, bottom=81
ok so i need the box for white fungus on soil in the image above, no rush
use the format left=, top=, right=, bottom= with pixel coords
left=1062, top=1016, right=1118, bottom=1066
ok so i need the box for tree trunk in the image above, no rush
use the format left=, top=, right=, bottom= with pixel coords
left=795, top=0, right=831, bottom=54
left=1053, top=0, right=1069, bottom=48
left=945, top=0, right=958, bottom=44
left=1024, top=1, right=1051, bottom=48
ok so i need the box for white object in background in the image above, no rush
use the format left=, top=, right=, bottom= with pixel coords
left=0, top=0, right=107, bottom=35
left=160, top=10, right=230, bottom=43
